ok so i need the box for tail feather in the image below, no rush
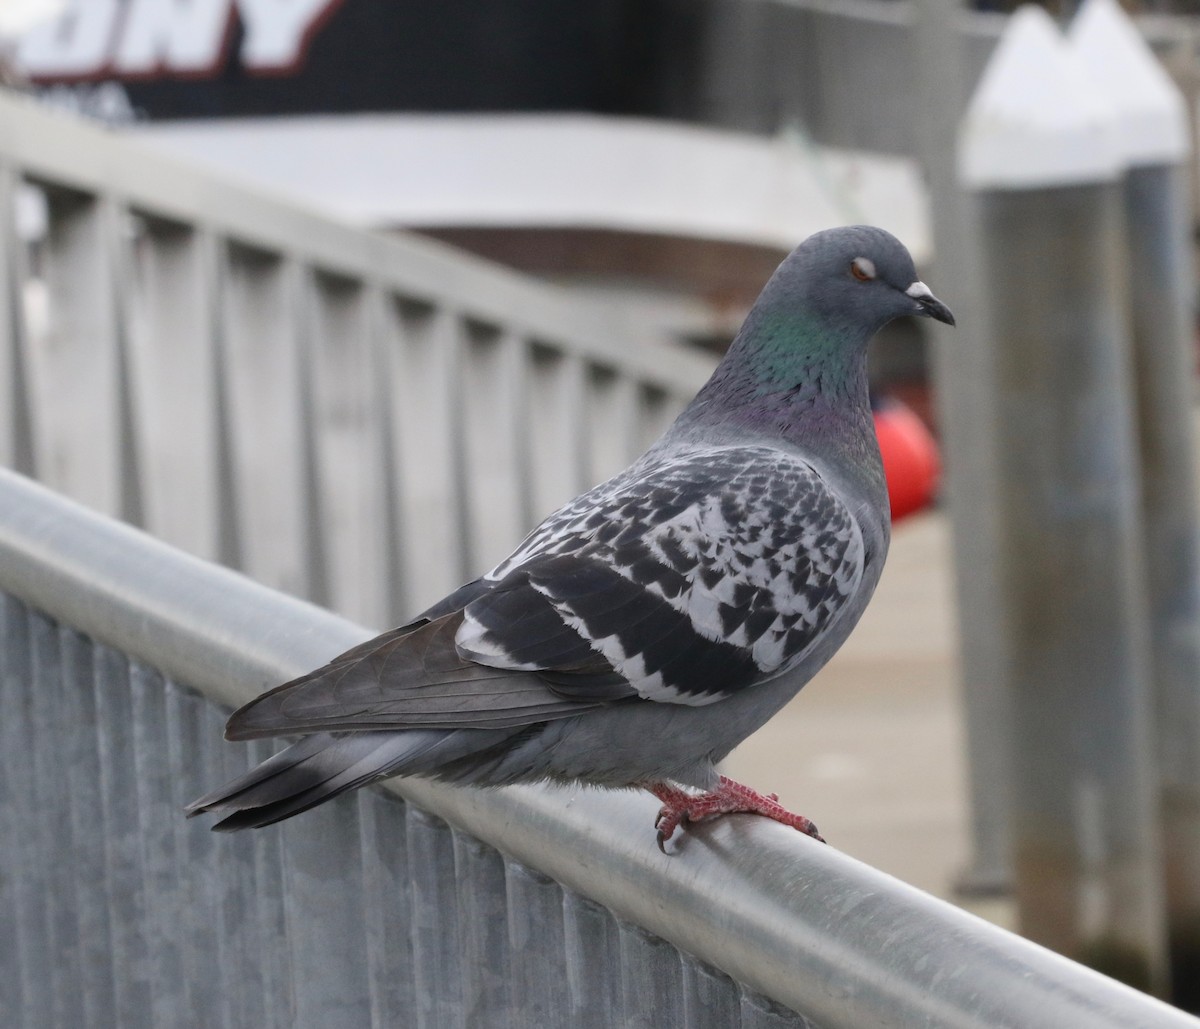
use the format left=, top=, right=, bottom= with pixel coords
left=187, top=727, right=518, bottom=831
left=186, top=732, right=337, bottom=814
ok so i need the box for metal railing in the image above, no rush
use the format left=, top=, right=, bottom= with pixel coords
left=0, top=88, right=714, bottom=630
left=1, top=470, right=1196, bottom=1028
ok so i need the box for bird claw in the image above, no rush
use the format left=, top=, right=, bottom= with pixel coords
left=655, top=807, right=687, bottom=852
left=802, top=822, right=826, bottom=844
left=648, top=776, right=825, bottom=853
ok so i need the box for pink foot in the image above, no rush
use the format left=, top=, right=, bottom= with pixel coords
left=649, top=776, right=825, bottom=852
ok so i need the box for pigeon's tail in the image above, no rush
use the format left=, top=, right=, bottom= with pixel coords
left=185, top=727, right=518, bottom=831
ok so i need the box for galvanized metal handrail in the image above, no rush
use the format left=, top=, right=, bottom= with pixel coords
left=1, top=468, right=1195, bottom=1027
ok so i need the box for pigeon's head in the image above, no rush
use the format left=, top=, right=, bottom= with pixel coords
left=782, top=226, right=955, bottom=335
left=677, top=225, right=954, bottom=435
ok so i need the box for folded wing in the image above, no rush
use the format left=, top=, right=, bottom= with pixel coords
left=225, top=446, right=866, bottom=740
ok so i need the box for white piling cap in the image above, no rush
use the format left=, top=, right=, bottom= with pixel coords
left=1068, top=0, right=1190, bottom=166
left=958, top=5, right=1122, bottom=190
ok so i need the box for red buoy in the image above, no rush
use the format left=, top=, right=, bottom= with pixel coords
left=872, top=397, right=940, bottom=523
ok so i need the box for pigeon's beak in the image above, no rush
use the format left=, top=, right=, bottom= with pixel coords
left=905, top=281, right=955, bottom=326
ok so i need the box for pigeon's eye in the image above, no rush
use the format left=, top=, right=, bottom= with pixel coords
left=850, top=258, right=876, bottom=282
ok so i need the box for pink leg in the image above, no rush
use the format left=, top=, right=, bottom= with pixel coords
left=649, top=776, right=825, bottom=852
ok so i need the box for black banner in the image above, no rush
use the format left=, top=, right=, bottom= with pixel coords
left=19, top=0, right=662, bottom=122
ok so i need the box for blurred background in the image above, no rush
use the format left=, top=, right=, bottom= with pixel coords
left=3, top=0, right=1200, bottom=1008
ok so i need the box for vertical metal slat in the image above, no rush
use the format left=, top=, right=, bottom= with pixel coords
left=35, top=192, right=140, bottom=521
left=585, top=366, right=640, bottom=484
left=506, top=859, right=569, bottom=1024
left=526, top=345, right=588, bottom=516
left=129, top=661, right=189, bottom=1025
left=169, top=681, right=229, bottom=1023
left=563, top=889, right=623, bottom=1029
left=126, top=220, right=225, bottom=562
left=306, top=272, right=392, bottom=626
left=1, top=598, right=50, bottom=1027
left=359, top=788, right=416, bottom=1029
left=61, top=626, right=118, bottom=1028
left=682, top=954, right=743, bottom=1028
left=219, top=246, right=315, bottom=600
left=92, top=641, right=155, bottom=1026
left=217, top=715, right=269, bottom=1029
left=458, top=322, right=529, bottom=573
left=453, top=829, right=512, bottom=1023
left=387, top=300, right=467, bottom=609
left=248, top=736, right=297, bottom=1029
left=0, top=166, right=37, bottom=476
left=30, top=609, right=90, bottom=1028
left=280, top=795, right=373, bottom=1027
left=407, top=805, right=464, bottom=1028
left=618, top=920, right=687, bottom=1028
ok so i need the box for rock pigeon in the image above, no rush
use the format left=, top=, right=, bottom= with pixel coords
left=188, top=225, right=954, bottom=847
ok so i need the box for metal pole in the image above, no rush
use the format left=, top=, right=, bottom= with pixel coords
left=1126, top=158, right=1200, bottom=1007
left=912, top=0, right=1014, bottom=898
left=1070, top=0, right=1200, bottom=1003
left=960, top=6, right=1169, bottom=994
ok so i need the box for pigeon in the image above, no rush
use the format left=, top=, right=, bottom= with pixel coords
left=187, top=225, right=954, bottom=848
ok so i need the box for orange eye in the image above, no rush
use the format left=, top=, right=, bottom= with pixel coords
left=851, top=257, right=876, bottom=282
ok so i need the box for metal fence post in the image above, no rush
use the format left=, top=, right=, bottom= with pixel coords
left=1070, top=0, right=1200, bottom=1003
left=0, top=166, right=36, bottom=478
left=959, top=6, right=1169, bottom=994
left=914, top=0, right=1015, bottom=898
